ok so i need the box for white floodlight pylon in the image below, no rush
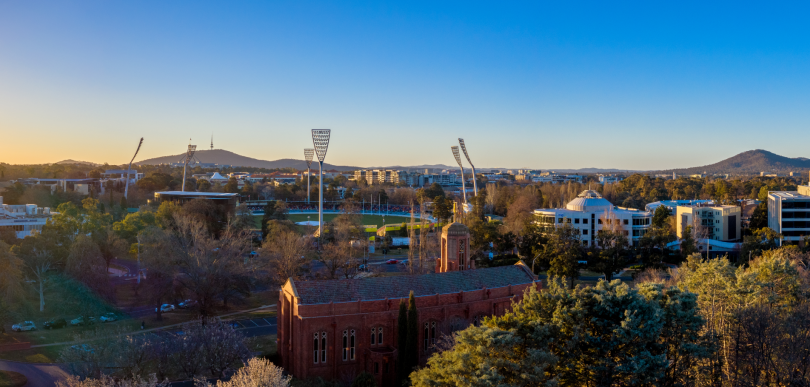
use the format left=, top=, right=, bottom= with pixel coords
left=451, top=146, right=467, bottom=205
left=124, top=137, right=143, bottom=201
left=458, top=138, right=477, bottom=197
left=304, top=148, right=315, bottom=204
left=182, top=143, right=197, bottom=192
left=311, top=129, right=331, bottom=241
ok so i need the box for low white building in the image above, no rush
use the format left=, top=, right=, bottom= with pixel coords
left=0, top=196, right=52, bottom=239
left=534, top=190, right=653, bottom=247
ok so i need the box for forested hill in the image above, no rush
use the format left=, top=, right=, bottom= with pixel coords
left=662, top=150, right=810, bottom=175
left=135, top=149, right=359, bottom=171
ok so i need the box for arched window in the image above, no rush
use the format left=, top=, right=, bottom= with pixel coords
left=342, top=329, right=356, bottom=361
left=314, top=331, right=327, bottom=364
left=371, top=327, right=384, bottom=346
left=423, top=321, right=437, bottom=352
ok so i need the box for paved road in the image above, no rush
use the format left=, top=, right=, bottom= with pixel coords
left=0, top=360, right=68, bottom=387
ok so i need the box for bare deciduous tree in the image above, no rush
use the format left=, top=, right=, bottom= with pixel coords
left=260, top=230, right=311, bottom=284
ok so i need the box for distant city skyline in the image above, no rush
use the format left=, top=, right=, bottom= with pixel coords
left=2, top=2, right=809, bottom=169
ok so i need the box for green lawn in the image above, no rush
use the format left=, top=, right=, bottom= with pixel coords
left=256, top=214, right=421, bottom=228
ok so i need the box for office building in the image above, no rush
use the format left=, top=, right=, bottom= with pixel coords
left=0, top=197, right=52, bottom=239
left=768, top=185, right=810, bottom=245
left=533, top=190, right=653, bottom=247
left=676, top=205, right=742, bottom=242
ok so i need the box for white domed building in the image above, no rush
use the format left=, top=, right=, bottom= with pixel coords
left=534, top=190, right=653, bottom=247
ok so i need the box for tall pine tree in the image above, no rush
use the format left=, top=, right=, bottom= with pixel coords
left=396, top=299, right=408, bottom=386
left=406, top=291, right=419, bottom=381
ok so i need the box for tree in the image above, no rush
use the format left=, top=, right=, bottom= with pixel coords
left=228, top=204, right=256, bottom=233
left=432, top=196, right=453, bottom=223
left=197, top=179, right=212, bottom=192
left=638, top=224, right=676, bottom=266
left=260, top=229, right=311, bottom=284
left=163, top=217, right=252, bottom=316
left=749, top=202, right=768, bottom=230
left=57, top=374, right=169, bottom=387
left=411, top=279, right=714, bottom=387
left=396, top=300, right=408, bottom=386
left=319, top=240, right=357, bottom=279
left=194, top=357, right=290, bottom=387
left=679, top=226, right=698, bottom=258
left=15, top=244, right=56, bottom=312
left=539, top=224, right=583, bottom=288
left=741, top=227, right=781, bottom=263
left=95, top=227, right=128, bottom=271
left=66, top=235, right=113, bottom=301
left=588, top=229, right=632, bottom=281
left=405, top=291, right=419, bottom=381
left=224, top=177, right=240, bottom=193
left=350, top=373, right=376, bottom=387
left=652, top=205, right=672, bottom=228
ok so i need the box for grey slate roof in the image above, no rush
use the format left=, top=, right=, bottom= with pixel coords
left=291, top=265, right=536, bottom=305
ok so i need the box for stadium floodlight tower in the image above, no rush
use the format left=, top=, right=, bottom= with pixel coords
left=458, top=138, right=477, bottom=197
left=304, top=149, right=315, bottom=204
left=451, top=146, right=467, bottom=205
left=181, top=143, right=197, bottom=192
left=311, top=129, right=331, bottom=241
left=124, top=137, right=143, bottom=201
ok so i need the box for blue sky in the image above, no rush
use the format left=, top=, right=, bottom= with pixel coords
left=1, top=1, right=809, bottom=170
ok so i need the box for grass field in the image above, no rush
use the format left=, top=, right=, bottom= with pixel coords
left=256, top=214, right=420, bottom=228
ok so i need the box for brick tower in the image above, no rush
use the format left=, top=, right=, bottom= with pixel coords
left=436, top=222, right=474, bottom=273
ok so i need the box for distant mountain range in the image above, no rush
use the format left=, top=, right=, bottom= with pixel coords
left=135, top=149, right=361, bottom=171
left=55, top=149, right=810, bottom=176
left=662, top=150, right=810, bottom=175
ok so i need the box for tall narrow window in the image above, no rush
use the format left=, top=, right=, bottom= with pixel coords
left=371, top=328, right=376, bottom=345
left=423, top=322, right=429, bottom=350
left=320, top=332, right=327, bottom=363
left=430, top=322, right=436, bottom=346
left=350, top=330, right=355, bottom=360
left=377, top=327, right=383, bottom=345
left=313, top=333, right=319, bottom=364
left=342, top=330, right=356, bottom=361
left=342, top=330, right=348, bottom=361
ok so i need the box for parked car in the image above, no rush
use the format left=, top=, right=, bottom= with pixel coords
left=44, top=318, right=67, bottom=330
left=70, top=316, right=96, bottom=326
left=178, top=300, right=197, bottom=309
left=11, top=321, right=36, bottom=332
left=358, top=264, right=368, bottom=272
left=399, top=259, right=409, bottom=265
left=100, top=313, right=118, bottom=323
left=385, top=259, right=399, bottom=264
left=156, top=304, right=175, bottom=313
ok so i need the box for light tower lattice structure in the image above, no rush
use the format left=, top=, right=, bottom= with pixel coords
left=458, top=138, right=477, bottom=197
left=451, top=146, right=467, bottom=205
left=304, top=149, right=315, bottom=204
left=181, top=144, right=197, bottom=192
left=124, top=137, right=143, bottom=200
left=311, top=130, right=331, bottom=243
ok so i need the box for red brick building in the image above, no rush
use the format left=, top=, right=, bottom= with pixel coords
left=277, top=223, right=540, bottom=385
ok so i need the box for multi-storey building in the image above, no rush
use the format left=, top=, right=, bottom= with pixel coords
left=533, top=190, right=653, bottom=247
left=675, top=205, right=742, bottom=242
left=353, top=170, right=406, bottom=185
left=768, top=185, right=810, bottom=245
left=0, top=197, right=52, bottom=239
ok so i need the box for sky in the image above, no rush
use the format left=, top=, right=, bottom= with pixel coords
left=1, top=1, right=809, bottom=170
